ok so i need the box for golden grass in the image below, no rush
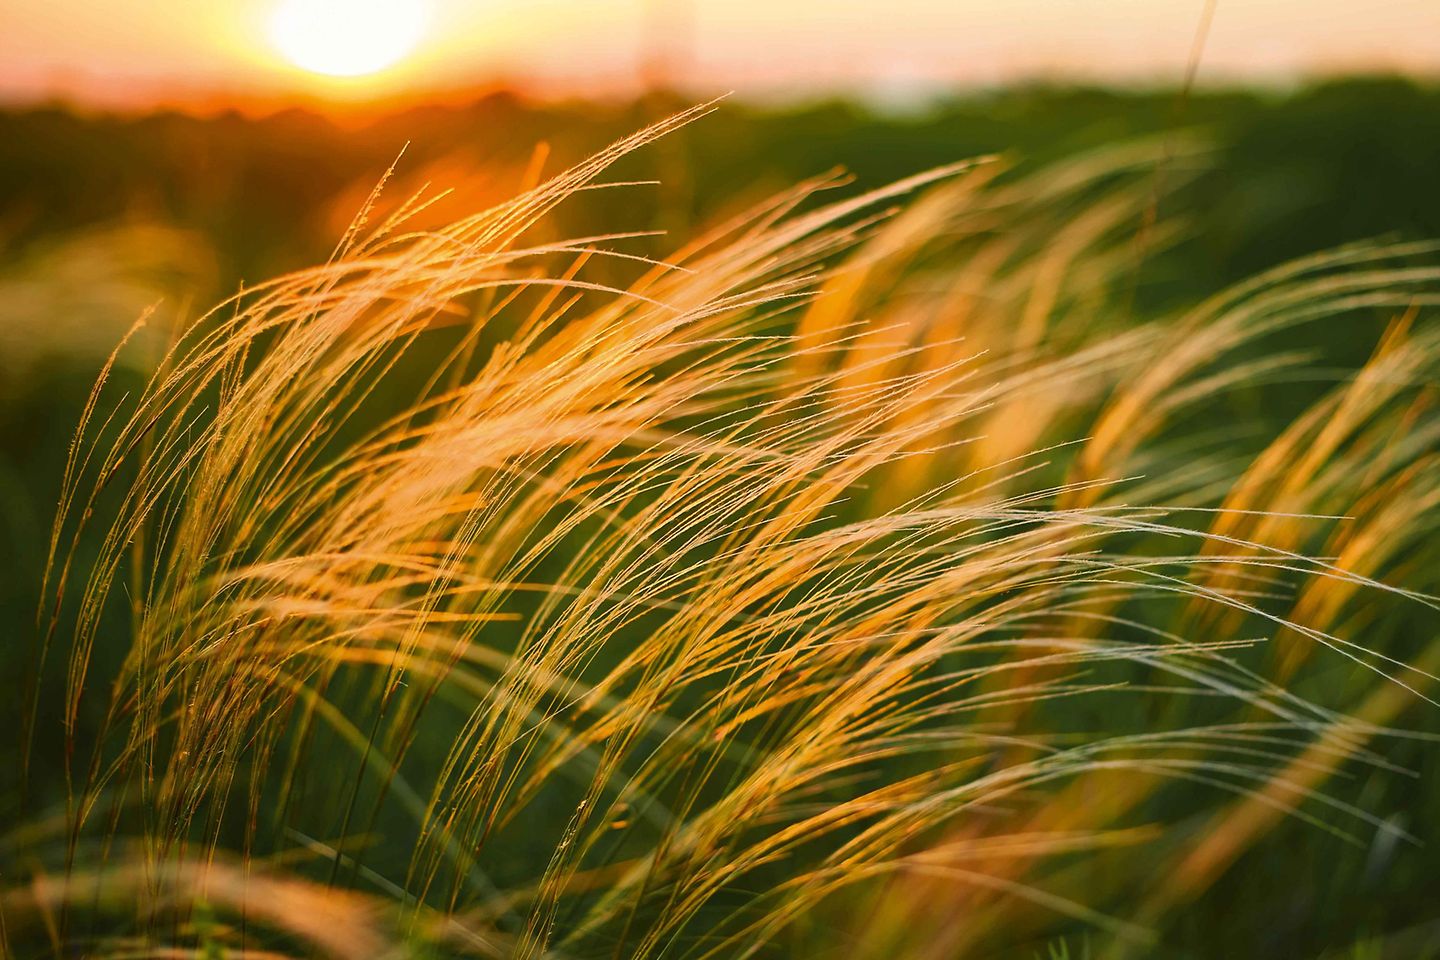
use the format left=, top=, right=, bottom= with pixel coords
left=9, top=108, right=1440, bottom=958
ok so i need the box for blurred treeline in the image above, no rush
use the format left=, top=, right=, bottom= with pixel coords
left=4, top=75, right=1440, bottom=285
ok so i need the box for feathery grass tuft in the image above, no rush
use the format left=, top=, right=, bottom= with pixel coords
left=8, top=111, right=1440, bottom=958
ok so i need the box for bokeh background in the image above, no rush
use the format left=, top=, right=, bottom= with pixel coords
left=3, top=2, right=1439, bottom=956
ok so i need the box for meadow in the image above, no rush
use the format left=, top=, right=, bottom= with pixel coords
left=3, top=78, right=1440, bottom=958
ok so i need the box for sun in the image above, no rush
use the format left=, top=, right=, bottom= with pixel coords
left=269, top=0, right=430, bottom=78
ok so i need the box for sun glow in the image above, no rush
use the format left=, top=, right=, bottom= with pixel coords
left=269, top=0, right=429, bottom=78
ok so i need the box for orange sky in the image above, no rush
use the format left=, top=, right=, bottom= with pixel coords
left=2, top=0, right=1438, bottom=108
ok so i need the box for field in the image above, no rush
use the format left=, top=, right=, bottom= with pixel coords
left=3, top=77, right=1440, bottom=958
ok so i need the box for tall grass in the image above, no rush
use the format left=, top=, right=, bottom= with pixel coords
left=6, top=108, right=1440, bottom=958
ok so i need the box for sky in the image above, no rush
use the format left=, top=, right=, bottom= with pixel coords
left=1, top=0, right=1438, bottom=109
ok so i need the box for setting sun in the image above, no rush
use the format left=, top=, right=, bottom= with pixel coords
left=269, top=0, right=429, bottom=78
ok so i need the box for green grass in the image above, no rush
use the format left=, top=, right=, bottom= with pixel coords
left=4, top=106, right=1440, bottom=958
